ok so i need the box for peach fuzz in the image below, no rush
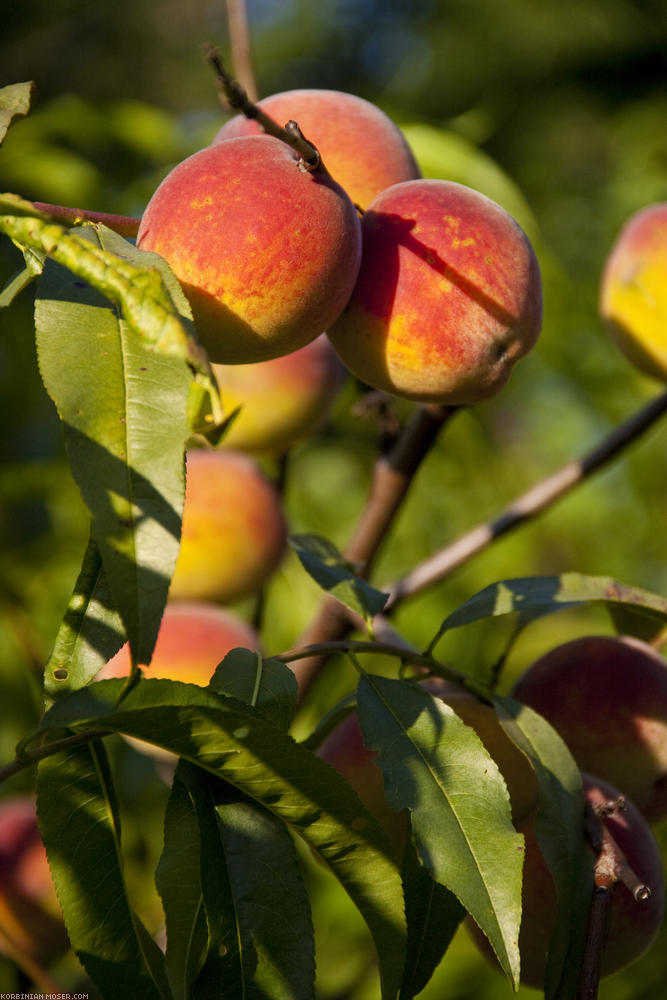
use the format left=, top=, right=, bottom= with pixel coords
left=600, top=202, right=667, bottom=382
left=214, top=88, right=421, bottom=210
left=168, top=448, right=287, bottom=605
left=211, top=334, right=347, bottom=455
left=96, top=601, right=260, bottom=684
left=512, top=635, right=667, bottom=823
left=137, top=135, right=362, bottom=364
left=0, top=795, right=68, bottom=964
left=327, top=179, right=543, bottom=405
left=466, top=774, right=665, bottom=988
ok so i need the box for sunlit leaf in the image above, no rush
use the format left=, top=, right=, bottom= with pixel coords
left=37, top=678, right=407, bottom=1000
left=210, top=648, right=298, bottom=731
left=36, top=740, right=171, bottom=999
left=0, top=81, right=34, bottom=145
left=357, top=674, right=523, bottom=988
left=289, top=533, right=388, bottom=625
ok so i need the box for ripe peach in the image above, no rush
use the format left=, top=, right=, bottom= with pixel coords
left=168, top=448, right=287, bottom=605
left=96, top=600, right=261, bottom=683
left=600, top=203, right=667, bottom=381
left=466, top=774, right=665, bottom=988
left=512, top=635, right=667, bottom=823
left=211, top=334, right=347, bottom=455
left=214, top=88, right=421, bottom=210
left=0, top=795, right=68, bottom=965
left=136, top=135, right=362, bottom=364
left=317, top=679, right=539, bottom=860
left=327, top=179, right=543, bottom=405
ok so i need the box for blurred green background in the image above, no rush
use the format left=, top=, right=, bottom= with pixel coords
left=2, top=0, right=667, bottom=996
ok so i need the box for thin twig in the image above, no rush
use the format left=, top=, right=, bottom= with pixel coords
left=225, top=0, right=258, bottom=101
left=31, top=202, right=140, bottom=238
left=290, top=404, right=456, bottom=699
left=0, top=728, right=108, bottom=786
left=202, top=43, right=325, bottom=172
left=384, top=390, right=667, bottom=610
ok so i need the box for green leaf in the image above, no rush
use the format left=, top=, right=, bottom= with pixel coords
left=36, top=740, right=171, bottom=1000
left=494, top=697, right=590, bottom=999
left=357, top=675, right=523, bottom=989
left=0, top=81, right=34, bottom=145
left=39, top=678, right=407, bottom=1000
left=210, top=648, right=298, bottom=731
left=399, top=836, right=464, bottom=999
left=428, top=573, right=667, bottom=662
left=34, top=224, right=192, bottom=666
left=289, top=533, right=389, bottom=625
left=156, top=770, right=209, bottom=1000
left=44, top=531, right=125, bottom=701
left=177, top=765, right=316, bottom=1000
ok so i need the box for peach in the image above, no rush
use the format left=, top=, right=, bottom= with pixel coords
left=512, top=635, right=667, bottom=823
left=168, top=448, right=287, bottom=605
left=211, top=334, right=347, bottom=455
left=327, top=179, right=543, bottom=405
left=136, top=135, right=362, bottom=364
left=600, top=203, right=667, bottom=381
left=466, top=774, right=665, bottom=988
left=214, top=88, right=421, bottom=210
left=96, top=600, right=261, bottom=683
left=0, top=795, right=68, bottom=964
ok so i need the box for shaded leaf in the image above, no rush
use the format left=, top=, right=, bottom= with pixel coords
left=399, top=836, right=464, bottom=999
left=36, top=740, right=171, bottom=1000
left=210, top=648, right=298, bottom=731
left=357, top=674, right=523, bottom=988
left=44, top=531, right=125, bottom=702
left=495, top=697, right=590, bottom=999
left=156, top=770, right=208, bottom=1000
left=178, top=766, right=315, bottom=1000
left=38, top=678, right=407, bottom=1000
left=428, top=573, right=667, bottom=661
left=289, top=533, right=388, bottom=624
left=34, top=224, right=191, bottom=666
left=0, top=81, right=34, bottom=144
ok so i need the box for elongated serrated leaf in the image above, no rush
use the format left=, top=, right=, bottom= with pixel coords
left=429, top=573, right=667, bottom=658
left=210, top=649, right=298, bottom=731
left=178, top=765, right=315, bottom=1000
left=44, top=532, right=125, bottom=701
left=0, top=82, right=34, bottom=144
left=38, top=678, right=407, bottom=1000
left=36, top=741, right=171, bottom=1000
left=356, top=675, right=523, bottom=988
left=34, top=225, right=191, bottom=665
left=399, top=836, right=464, bottom=999
left=494, top=697, right=591, bottom=999
left=289, top=533, right=389, bottom=623
left=156, top=770, right=208, bottom=999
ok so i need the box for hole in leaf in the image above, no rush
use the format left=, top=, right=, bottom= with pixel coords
left=53, top=668, right=69, bottom=680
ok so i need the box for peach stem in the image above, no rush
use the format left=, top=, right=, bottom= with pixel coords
left=31, top=202, right=140, bottom=238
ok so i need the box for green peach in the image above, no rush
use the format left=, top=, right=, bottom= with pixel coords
left=327, top=179, right=542, bottom=404
left=137, top=135, right=362, bottom=363
left=169, top=448, right=287, bottom=605
left=214, top=88, right=421, bottom=210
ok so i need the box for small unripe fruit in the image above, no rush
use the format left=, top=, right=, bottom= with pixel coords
left=600, top=203, right=667, bottom=381
left=169, top=448, right=287, bottom=606
left=214, top=88, right=421, bottom=210
left=137, top=135, right=362, bottom=364
left=512, top=635, right=667, bottom=822
left=327, top=179, right=542, bottom=405
left=211, top=334, right=346, bottom=455
left=0, top=796, right=68, bottom=965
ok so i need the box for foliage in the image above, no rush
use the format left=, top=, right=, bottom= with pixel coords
left=1, top=7, right=667, bottom=999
